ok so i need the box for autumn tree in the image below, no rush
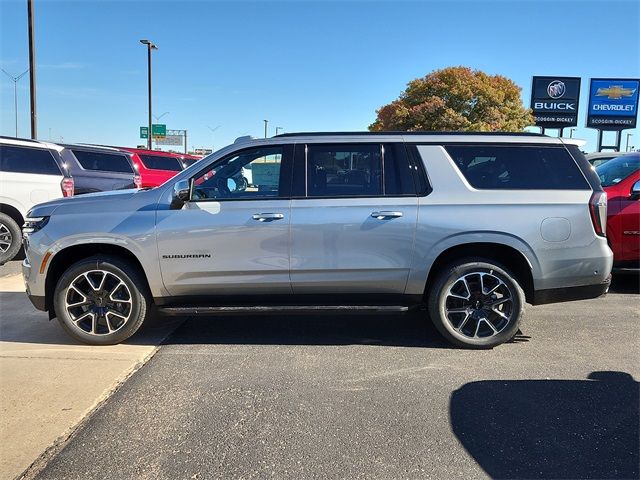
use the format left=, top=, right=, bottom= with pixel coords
left=369, top=66, right=533, bottom=132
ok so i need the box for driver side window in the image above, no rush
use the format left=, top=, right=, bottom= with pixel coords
left=192, top=146, right=283, bottom=201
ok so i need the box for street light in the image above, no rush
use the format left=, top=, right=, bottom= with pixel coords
left=140, top=39, right=158, bottom=149
left=275, top=126, right=284, bottom=136
left=153, top=111, right=169, bottom=122
left=1, top=68, right=29, bottom=137
left=626, top=133, right=634, bottom=152
left=263, top=119, right=268, bottom=138
left=207, top=125, right=221, bottom=150
left=27, top=0, right=37, bottom=139
left=569, top=128, right=576, bottom=138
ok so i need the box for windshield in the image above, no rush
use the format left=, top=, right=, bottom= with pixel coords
left=595, top=154, right=640, bottom=187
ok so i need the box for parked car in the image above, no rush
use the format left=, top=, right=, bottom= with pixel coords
left=60, top=144, right=140, bottom=194
left=585, top=151, right=625, bottom=167
left=22, top=132, right=612, bottom=348
left=114, top=147, right=186, bottom=188
left=0, top=136, right=73, bottom=264
left=596, top=153, right=640, bottom=272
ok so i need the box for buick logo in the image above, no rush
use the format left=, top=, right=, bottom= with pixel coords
left=547, top=80, right=566, bottom=99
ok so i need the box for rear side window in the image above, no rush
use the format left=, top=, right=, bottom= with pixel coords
left=0, top=145, right=61, bottom=175
left=596, top=154, right=640, bottom=187
left=139, top=154, right=182, bottom=171
left=444, top=145, right=589, bottom=190
left=307, top=144, right=383, bottom=197
left=383, top=143, right=416, bottom=196
left=71, top=149, right=133, bottom=173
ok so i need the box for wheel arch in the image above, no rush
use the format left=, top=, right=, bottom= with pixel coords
left=424, top=242, right=536, bottom=304
left=44, top=243, right=153, bottom=312
left=0, top=203, right=25, bottom=227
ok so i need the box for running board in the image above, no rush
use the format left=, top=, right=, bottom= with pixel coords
left=158, top=305, right=413, bottom=316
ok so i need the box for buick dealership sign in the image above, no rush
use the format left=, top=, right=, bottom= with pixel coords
left=587, top=78, right=640, bottom=129
left=530, top=76, right=581, bottom=128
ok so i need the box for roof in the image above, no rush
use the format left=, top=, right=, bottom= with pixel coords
left=0, top=135, right=64, bottom=152
left=275, top=131, right=546, bottom=138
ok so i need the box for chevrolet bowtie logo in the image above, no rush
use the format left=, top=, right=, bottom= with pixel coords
left=595, top=85, right=636, bottom=100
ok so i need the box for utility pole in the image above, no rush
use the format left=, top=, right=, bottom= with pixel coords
left=263, top=119, right=268, bottom=138
left=1, top=68, right=29, bottom=137
left=27, top=0, right=37, bottom=139
left=140, top=39, right=158, bottom=149
left=627, top=133, right=634, bottom=152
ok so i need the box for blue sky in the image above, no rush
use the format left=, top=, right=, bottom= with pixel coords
left=1, top=0, right=639, bottom=153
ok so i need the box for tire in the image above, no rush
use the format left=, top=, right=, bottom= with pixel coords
left=0, top=213, right=22, bottom=265
left=53, top=255, right=150, bottom=345
left=427, top=258, right=525, bottom=349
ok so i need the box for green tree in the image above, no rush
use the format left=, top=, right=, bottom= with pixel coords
left=369, top=66, right=533, bottom=132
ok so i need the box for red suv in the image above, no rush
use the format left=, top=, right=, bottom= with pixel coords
left=116, top=148, right=193, bottom=188
left=595, top=152, right=640, bottom=272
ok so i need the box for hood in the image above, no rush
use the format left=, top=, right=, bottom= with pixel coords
left=27, top=189, right=145, bottom=218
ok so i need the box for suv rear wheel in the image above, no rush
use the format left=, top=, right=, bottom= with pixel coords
left=0, top=213, right=22, bottom=265
left=427, top=258, right=525, bottom=349
left=53, top=255, right=149, bottom=345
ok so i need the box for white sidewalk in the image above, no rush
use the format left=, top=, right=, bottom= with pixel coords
left=0, top=267, right=179, bottom=479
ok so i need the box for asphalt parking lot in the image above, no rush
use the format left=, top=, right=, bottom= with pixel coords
left=6, top=272, right=635, bottom=480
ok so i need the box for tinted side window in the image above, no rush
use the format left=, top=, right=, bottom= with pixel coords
left=139, top=154, right=182, bottom=171
left=444, top=145, right=589, bottom=190
left=307, top=144, right=382, bottom=197
left=383, top=143, right=416, bottom=196
left=595, top=154, right=640, bottom=187
left=71, top=150, right=133, bottom=173
left=0, top=145, right=61, bottom=175
left=192, top=146, right=285, bottom=201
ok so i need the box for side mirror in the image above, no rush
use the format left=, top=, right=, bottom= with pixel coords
left=170, top=179, right=191, bottom=209
left=631, top=180, right=640, bottom=199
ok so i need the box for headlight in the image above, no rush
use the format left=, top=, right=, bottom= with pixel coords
left=22, top=216, right=50, bottom=235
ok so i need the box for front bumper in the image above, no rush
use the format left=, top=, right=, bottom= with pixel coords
left=22, top=258, right=47, bottom=311
left=532, top=275, right=611, bottom=305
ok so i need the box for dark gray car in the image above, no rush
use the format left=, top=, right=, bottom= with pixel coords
left=60, top=144, right=139, bottom=194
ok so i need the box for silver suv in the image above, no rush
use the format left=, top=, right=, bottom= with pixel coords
left=22, top=132, right=612, bottom=348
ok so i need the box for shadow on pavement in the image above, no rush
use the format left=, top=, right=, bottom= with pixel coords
left=610, top=274, right=640, bottom=294
left=163, top=312, right=456, bottom=348
left=450, top=371, right=639, bottom=479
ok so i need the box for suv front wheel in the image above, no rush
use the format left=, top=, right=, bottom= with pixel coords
left=427, top=259, right=525, bottom=349
left=53, top=255, right=149, bottom=345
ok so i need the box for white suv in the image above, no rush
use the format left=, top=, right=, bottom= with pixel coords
left=0, top=137, right=74, bottom=264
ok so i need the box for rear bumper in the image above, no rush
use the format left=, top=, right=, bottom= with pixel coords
left=532, top=276, right=611, bottom=305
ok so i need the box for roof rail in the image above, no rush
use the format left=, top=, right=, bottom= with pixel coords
left=275, top=131, right=546, bottom=138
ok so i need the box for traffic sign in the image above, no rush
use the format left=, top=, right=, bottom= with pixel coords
left=152, top=124, right=166, bottom=138
left=140, top=126, right=148, bottom=139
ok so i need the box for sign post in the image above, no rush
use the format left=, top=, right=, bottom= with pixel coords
left=586, top=78, right=640, bottom=151
left=530, top=76, right=581, bottom=136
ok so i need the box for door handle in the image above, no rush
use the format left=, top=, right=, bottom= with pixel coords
left=371, top=211, right=403, bottom=219
left=252, top=213, right=285, bottom=222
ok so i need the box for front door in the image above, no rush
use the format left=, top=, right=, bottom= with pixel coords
left=156, top=144, right=293, bottom=297
left=289, top=142, right=419, bottom=295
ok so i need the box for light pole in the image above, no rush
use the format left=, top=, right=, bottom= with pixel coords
left=263, top=119, right=268, bottom=138
left=27, top=0, right=37, bottom=139
left=207, top=125, right=220, bottom=150
left=626, top=133, right=634, bottom=152
left=275, top=126, right=283, bottom=136
left=1, top=68, right=29, bottom=137
left=153, top=111, right=169, bottom=122
left=569, top=128, right=576, bottom=138
left=140, top=39, right=158, bottom=149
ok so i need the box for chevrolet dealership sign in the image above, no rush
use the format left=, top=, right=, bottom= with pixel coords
left=530, top=76, right=581, bottom=128
left=587, top=78, right=640, bottom=129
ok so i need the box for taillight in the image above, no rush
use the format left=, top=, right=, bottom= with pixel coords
left=134, top=174, right=142, bottom=189
left=61, top=177, right=74, bottom=197
left=589, top=191, right=607, bottom=237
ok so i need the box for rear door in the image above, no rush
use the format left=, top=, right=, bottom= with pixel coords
left=66, top=148, right=135, bottom=193
left=156, top=144, right=294, bottom=297
left=0, top=144, right=64, bottom=215
left=289, top=142, right=419, bottom=294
